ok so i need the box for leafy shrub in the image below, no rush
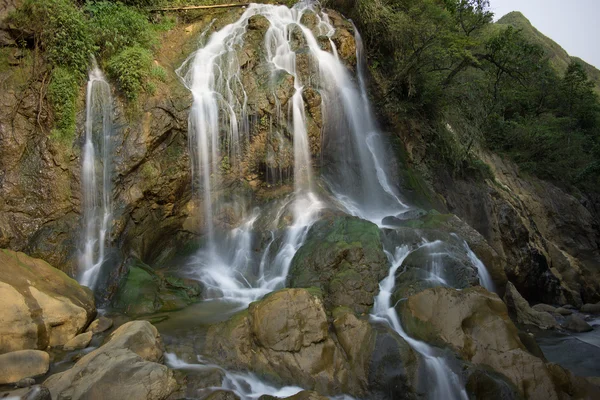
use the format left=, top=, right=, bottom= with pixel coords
left=86, top=1, right=156, bottom=59
left=108, top=45, right=153, bottom=100
left=47, top=67, right=79, bottom=142
left=9, top=0, right=95, bottom=75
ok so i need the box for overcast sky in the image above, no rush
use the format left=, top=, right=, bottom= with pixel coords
left=490, top=0, right=600, bottom=68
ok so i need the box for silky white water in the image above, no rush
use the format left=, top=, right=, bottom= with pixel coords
left=454, top=233, right=496, bottom=292
left=177, top=2, right=335, bottom=306
left=371, top=244, right=469, bottom=400
left=79, top=65, right=113, bottom=290
left=325, top=26, right=409, bottom=225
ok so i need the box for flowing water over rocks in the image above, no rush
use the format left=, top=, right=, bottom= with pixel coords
left=79, top=64, right=114, bottom=291
left=2, top=1, right=600, bottom=400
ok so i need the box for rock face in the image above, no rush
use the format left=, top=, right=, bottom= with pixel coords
left=503, top=282, right=558, bottom=329
left=399, top=287, right=560, bottom=399
left=433, top=154, right=600, bottom=306
left=85, top=316, right=113, bottom=334
left=44, top=321, right=176, bottom=400
left=0, top=350, right=50, bottom=385
left=205, top=289, right=371, bottom=397
left=288, top=216, right=389, bottom=314
left=0, top=249, right=96, bottom=353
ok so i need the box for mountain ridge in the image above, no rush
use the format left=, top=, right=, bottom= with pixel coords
left=496, top=11, right=600, bottom=94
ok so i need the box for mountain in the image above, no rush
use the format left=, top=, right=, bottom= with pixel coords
left=496, top=11, right=600, bottom=94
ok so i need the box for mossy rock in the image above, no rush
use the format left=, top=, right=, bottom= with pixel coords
left=114, top=257, right=201, bottom=317
left=288, top=215, right=388, bottom=314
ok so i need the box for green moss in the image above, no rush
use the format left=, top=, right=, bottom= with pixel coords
left=399, top=211, right=453, bottom=230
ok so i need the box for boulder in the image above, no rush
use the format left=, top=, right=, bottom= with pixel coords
left=532, top=304, right=557, bottom=314
left=44, top=321, right=176, bottom=400
left=503, top=282, right=558, bottom=329
left=113, top=257, right=201, bottom=316
left=581, top=302, right=600, bottom=314
left=85, top=316, right=114, bottom=334
left=399, top=287, right=560, bottom=399
left=366, top=323, right=422, bottom=399
left=288, top=216, right=389, bottom=314
left=0, top=350, right=50, bottom=385
left=554, top=307, right=573, bottom=316
left=0, top=385, right=52, bottom=400
left=205, top=289, right=366, bottom=396
left=63, top=332, right=93, bottom=351
left=562, top=315, right=593, bottom=333
left=0, top=249, right=96, bottom=353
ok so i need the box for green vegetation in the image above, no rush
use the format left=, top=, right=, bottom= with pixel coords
left=108, top=45, right=153, bottom=100
left=7, top=0, right=173, bottom=140
left=47, top=67, right=79, bottom=142
left=331, top=0, right=600, bottom=192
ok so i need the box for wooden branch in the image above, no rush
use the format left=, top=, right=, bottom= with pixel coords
left=148, top=3, right=251, bottom=12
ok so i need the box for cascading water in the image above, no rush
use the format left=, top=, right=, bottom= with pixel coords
left=324, top=25, right=409, bottom=225
left=174, top=2, right=495, bottom=398
left=371, top=244, right=469, bottom=400
left=79, top=64, right=113, bottom=291
left=451, top=233, right=496, bottom=292
left=177, top=2, right=333, bottom=305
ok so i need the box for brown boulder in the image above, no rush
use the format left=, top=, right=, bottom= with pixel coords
left=399, top=287, right=559, bottom=399
left=0, top=249, right=96, bottom=353
left=205, top=289, right=366, bottom=397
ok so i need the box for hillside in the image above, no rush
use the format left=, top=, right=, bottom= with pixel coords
left=497, top=11, right=600, bottom=93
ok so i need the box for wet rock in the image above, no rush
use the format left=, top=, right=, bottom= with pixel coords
left=399, top=287, right=559, bottom=399
left=247, top=15, right=270, bottom=31
left=465, top=368, right=520, bottom=400
left=331, top=28, right=356, bottom=66
left=113, top=257, right=201, bottom=317
left=44, top=321, right=176, bottom=400
left=503, top=282, right=558, bottom=329
left=206, top=391, right=240, bottom=400
left=86, top=316, right=114, bottom=334
left=16, top=378, right=36, bottom=388
left=532, top=303, right=557, bottom=314
left=63, top=331, right=93, bottom=351
left=205, top=288, right=365, bottom=397
left=554, top=307, right=573, bottom=316
left=562, top=315, right=593, bottom=332
left=0, top=249, right=96, bottom=353
left=393, top=212, right=507, bottom=294
left=0, top=350, right=50, bottom=385
left=288, top=215, right=389, bottom=315
left=0, top=385, right=52, bottom=400
left=367, top=323, right=421, bottom=399
left=581, top=302, right=600, bottom=314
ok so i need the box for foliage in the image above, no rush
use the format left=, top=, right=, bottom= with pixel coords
left=332, top=0, right=600, bottom=191
left=107, top=45, right=153, bottom=100
left=47, top=67, right=79, bottom=142
left=86, top=1, right=156, bottom=59
left=9, top=0, right=95, bottom=76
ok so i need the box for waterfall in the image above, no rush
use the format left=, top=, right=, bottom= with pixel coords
left=177, top=2, right=332, bottom=305
left=79, top=64, right=113, bottom=291
left=324, top=25, right=409, bottom=225
left=371, top=245, right=469, bottom=400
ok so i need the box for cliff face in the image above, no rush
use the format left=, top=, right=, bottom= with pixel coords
left=0, top=3, right=357, bottom=287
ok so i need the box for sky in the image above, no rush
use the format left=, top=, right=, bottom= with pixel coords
left=490, top=0, right=600, bottom=68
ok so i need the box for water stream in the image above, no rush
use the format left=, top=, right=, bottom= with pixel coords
left=371, top=244, right=469, bottom=400
left=79, top=64, right=113, bottom=290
